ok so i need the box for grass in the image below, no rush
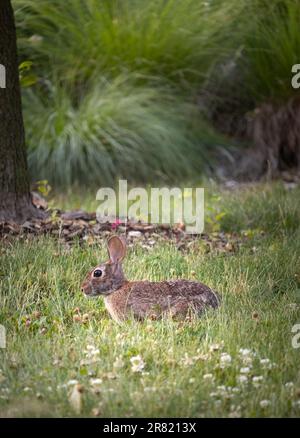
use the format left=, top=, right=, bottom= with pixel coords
left=14, top=0, right=238, bottom=89
left=1, top=182, right=300, bottom=417
left=239, top=0, right=300, bottom=103
left=24, top=77, right=214, bottom=186
left=50, top=180, right=300, bottom=237
left=12, top=0, right=239, bottom=186
left=13, top=0, right=300, bottom=185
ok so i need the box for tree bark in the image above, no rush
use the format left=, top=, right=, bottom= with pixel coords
left=0, top=0, right=44, bottom=222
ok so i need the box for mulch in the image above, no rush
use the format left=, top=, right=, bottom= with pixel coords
left=0, top=199, right=248, bottom=254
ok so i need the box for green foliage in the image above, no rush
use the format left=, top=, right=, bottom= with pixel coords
left=24, top=77, right=213, bottom=186
left=19, top=60, right=37, bottom=87
left=14, top=0, right=237, bottom=89
left=34, top=180, right=52, bottom=197
left=208, top=182, right=300, bottom=236
left=238, top=0, right=300, bottom=103
left=13, top=0, right=237, bottom=186
left=12, top=0, right=300, bottom=185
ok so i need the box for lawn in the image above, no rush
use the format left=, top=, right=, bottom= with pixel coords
left=0, top=182, right=300, bottom=417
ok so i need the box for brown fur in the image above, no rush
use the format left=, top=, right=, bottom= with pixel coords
left=81, top=236, right=220, bottom=322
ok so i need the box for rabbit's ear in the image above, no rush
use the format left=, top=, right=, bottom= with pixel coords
left=107, top=235, right=126, bottom=263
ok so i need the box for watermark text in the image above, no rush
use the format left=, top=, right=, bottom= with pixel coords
left=292, top=323, right=300, bottom=349
left=0, top=64, right=6, bottom=88
left=0, top=324, right=6, bottom=348
left=96, top=180, right=204, bottom=234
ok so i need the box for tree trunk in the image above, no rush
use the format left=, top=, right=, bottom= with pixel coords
left=0, top=0, right=44, bottom=222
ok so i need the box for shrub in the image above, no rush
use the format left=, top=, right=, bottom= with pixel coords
left=14, top=0, right=238, bottom=90
left=238, top=0, right=300, bottom=104
left=25, top=77, right=210, bottom=186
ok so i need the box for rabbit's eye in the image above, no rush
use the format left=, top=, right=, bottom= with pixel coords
left=93, top=269, right=103, bottom=278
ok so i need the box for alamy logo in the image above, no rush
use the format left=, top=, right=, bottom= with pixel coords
left=292, top=324, right=300, bottom=349
left=96, top=180, right=204, bottom=234
left=0, top=325, right=6, bottom=348
left=0, top=64, right=6, bottom=88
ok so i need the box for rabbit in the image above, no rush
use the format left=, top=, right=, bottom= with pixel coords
left=81, top=235, right=220, bottom=322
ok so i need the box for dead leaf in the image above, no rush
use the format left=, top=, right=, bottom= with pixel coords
left=91, top=407, right=102, bottom=417
left=31, top=192, right=48, bottom=210
left=61, top=210, right=95, bottom=221
left=128, top=230, right=142, bottom=238
left=68, top=384, right=84, bottom=414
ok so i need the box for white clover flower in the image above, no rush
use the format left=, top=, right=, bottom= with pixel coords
left=240, top=367, right=251, bottom=374
left=209, top=342, right=224, bottom=353
left=260, top=358, right=273, bottom=370
left=216, top=385, right=227, bottom=396
left=90, top=378, right=103, bottom=388
left=209, top=343, right=220, bottom=352
left=260, top=400, right=271, bottom=408
left=203, top=373, right=214, bottom=381
left=292, top=400, right=300, bottom=408
left=237, top=375, right=248, bottom=384
left=81, top=345, right=101, bottom=366
left=211, top=385, right=233, bottom=400
left=189, top=378, right=196, bottom=384
left=130, top=355, right=145, bottom=373
left=90, top=378, right=103, bottom=392
left=220, top=353, right=232, bottom=368
left=232, top=387, right=240, bottom=393
left=85, top=346, right=100, bottom=358
left=239, top=348, right=255, bottom=366
left=242, top=356, right=253, bottom=366
left=193, top=353, right=209, bottom=362
left=252, top=375, right=263, bottom=388
left=217, top=385, right=226, bottom=391
left=253, top=375, right=263, bottom=383
left=144, top=386, right=157, bottom=393
left=285, top=382, right=294, bottom=389
left=181, top=353, right=194, bottom=367
left=239, top=348, right=252, bottom=356
left=0, top=387, right=10, bottom=393
left=23, top=387, right=32, bottom=392
left=288, top=303, right=298, bottom=311
left=67, top=379, right=79, bottom=386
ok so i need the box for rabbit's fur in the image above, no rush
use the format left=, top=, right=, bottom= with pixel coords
left=81, top=235, right=220, bottom=322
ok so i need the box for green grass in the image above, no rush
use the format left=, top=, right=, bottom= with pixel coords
left=50, top=180, right=300, bottom=237
left=12, top=0, right=238, bottom=186
left=13, top=0, right=300, bottom=186
left=239, top=0, right=300, bottom=103
left=24, top=77, right=213, bottom=186
left=14, top=0, right=237, bottom=89
left=1, top=183, right=300, bottom=417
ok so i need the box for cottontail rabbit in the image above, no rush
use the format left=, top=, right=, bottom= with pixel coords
left=81, top=235, right=220, bottom=322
